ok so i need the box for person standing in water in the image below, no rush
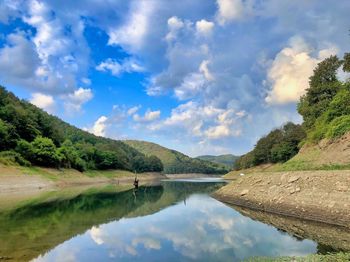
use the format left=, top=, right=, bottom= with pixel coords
left=133, top=171, right=139, bottom=189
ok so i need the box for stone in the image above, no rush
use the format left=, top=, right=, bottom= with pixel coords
left=295, top=187, right=301, bottom=192
left=336, top=184, right=348, bottom=192
left=288, top=176, right=300, bottom=183
left=328, top=201, right=336, bottom=208
left=240, top=189, right=249, bottom=196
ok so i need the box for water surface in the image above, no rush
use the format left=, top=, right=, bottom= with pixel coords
left=0, top=178, right=347, bottom=261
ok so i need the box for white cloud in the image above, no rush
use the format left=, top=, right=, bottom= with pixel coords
left=107, top=0, right=155, bottom=51
left=150, top=101, right=243, bottom=141
left=127, top=106, right=141, bottom=116
left=133, top=109, right=161, bottom=122
left=199, top=60, right=214, bottom=81
left=166, top=16, right=185, bottom=41
left=30, top=93, right=55, bottom=113
left=196, top=19, right=214, bottom=36
left=265, top=36, right=338, bottom=104
left=64, top=88, right=93, bottom=114
left=216, top=0, right=244, bottom=25
left=89, top=116, right=108, bottom=137
left=96, top=58, right=145, bottom=77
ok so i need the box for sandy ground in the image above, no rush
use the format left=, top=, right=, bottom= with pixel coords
left=214, top=170, right=350, bottom=228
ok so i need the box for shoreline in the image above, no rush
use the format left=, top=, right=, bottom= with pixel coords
left=213, top=170, right=350, bottom=228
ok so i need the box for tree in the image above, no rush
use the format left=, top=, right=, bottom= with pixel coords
left=30, top=137, right=61, bottom=167
left=298, top=56, right=343, bottom=129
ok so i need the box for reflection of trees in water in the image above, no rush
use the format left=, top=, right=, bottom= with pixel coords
left=0, top=185, right=163, bottom=262
left=0, top=181, right=226, bottom=261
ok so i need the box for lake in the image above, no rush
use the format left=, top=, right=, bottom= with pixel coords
left=0, top=178, right=348, bottom=261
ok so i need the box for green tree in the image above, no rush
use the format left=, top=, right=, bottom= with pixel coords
left=30, top=137, right=61, bottom=167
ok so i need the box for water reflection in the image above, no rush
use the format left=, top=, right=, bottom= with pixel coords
left=0, top=179, right=346, bottom=262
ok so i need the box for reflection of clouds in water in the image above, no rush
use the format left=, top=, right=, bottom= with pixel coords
left=35, top=194, right=317, bottom=261
left=34, top=244, right=79, bottom=262
left=132, top=237, right=161, bottom=250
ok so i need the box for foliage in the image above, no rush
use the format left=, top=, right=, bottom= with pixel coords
left=235, top=123, right=306, bottom=170
left=0, top=150, right=31, bottom=166
left=0, top=86, right=163, bottom=172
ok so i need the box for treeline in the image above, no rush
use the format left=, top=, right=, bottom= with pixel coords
left=235, top=123, right=306, bottom=169
left=235, top=52, right=350, bottom=170
left=165, top=151, right=228, bottom=174
left=0, top=87, right=163, bottom=172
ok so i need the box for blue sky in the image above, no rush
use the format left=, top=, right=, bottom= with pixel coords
left=0, top=0, right=349, bottom=156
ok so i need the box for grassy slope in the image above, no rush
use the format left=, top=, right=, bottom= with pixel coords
left=124, top=140, right=227, bottom=174
left=196, top=154, right=239, bottom=168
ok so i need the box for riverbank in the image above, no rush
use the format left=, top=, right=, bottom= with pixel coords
left=213, top=170, right=350, bottom=228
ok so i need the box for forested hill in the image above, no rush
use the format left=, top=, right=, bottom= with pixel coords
left=196, top=154, right=239, bottom=169
left=0, top=86, right=163, bottom=172
left=124, top=140, right=228, bottom=174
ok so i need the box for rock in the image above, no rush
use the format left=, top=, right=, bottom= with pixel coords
left=288, top=176, right=300, bottom=183
left=328, top=201, right=336, bottom=208
left=336, top=183, right=348, bottom=192
left=295, top=187, right=301, bottom=192
left=240, top=189, right=249, bottom=196
left=290, top=188, right=296, bottom=194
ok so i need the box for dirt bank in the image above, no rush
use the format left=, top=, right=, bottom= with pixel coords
left=213, top=170, right=350, bottom=228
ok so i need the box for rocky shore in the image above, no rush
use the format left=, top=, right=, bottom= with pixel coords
left=213, top=170, right=350, bottom=228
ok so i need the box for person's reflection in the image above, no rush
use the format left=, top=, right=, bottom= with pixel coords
left=184, top=197, right=186, bottom=206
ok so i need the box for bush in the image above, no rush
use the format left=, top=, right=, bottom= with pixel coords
left=326, top=115, right=350, bottom=139
left=0, top=151, right=31, bottom=166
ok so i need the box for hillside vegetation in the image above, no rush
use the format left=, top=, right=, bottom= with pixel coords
left=125, top=140, right=228, bottom=174
left=196, top=154, right=239, bottom=168
left=0, top=87, right=163, bottom=173
left=235, top=53, right=350, bottom=170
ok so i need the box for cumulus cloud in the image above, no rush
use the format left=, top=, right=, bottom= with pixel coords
left=216, top=0, right=244, bottom=24
left=88, top=116, right=108, bottom=137
left=133, top=109, right=161, bottom=122
left=265, top=36, right=338, bottom=104
left=196, top=19, right=214, bottom=36
left=96, top=58, right=145, bottom=77
left=107, top=0, right=156, bottom=52
left=30, top=93, right=55, bottom=113
left=64, top=88, right=93, bottom=115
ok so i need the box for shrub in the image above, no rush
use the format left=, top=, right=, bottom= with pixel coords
left=326, top=115, right=350, bottom=139
left=0, top=151, right=31, bottom=166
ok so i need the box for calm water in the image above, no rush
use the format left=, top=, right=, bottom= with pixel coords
left=0, top=178, right=347, bottom=261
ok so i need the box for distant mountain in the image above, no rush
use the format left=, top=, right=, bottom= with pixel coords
left=196, top=154, right=239, bottom=169
left=124, top=140, right=228, bottom=174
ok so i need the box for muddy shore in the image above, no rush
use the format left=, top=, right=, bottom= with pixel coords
left=213, top=170, right=350, bottom=228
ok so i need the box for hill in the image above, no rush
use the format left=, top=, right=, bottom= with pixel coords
left=196, top=154, right=239, bottom=168
left=124, top=140, right=228, bottom=174
left=0, top=86, right=163, bottom=173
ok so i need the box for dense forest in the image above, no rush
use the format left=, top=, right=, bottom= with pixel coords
left=0, top=87, right=163, bottom=172
left=235, top=53, right=350, bottom=170
left=125, top=140, right=228, bottom=174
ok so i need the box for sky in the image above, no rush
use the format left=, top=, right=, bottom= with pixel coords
left=0, top=0, right=349, bottom=157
